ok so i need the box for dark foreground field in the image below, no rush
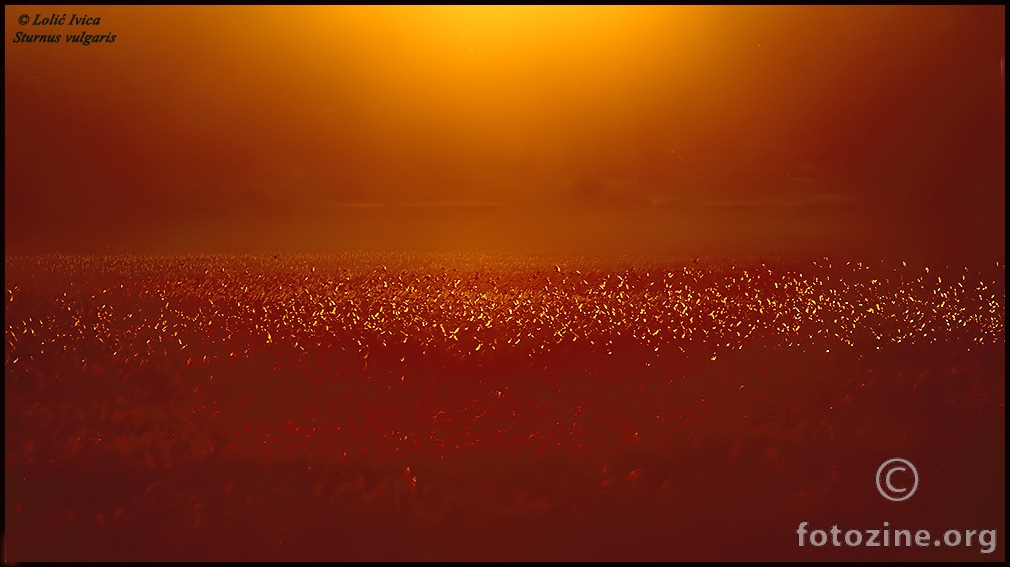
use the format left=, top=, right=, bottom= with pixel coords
left=5, top=253, right=1005, bottom=561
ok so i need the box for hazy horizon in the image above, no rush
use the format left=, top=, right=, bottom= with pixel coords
left=5, top=6, right=1005, bottom=263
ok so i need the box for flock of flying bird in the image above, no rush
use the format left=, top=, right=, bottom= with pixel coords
left=5, top=252, right=1005, bottom=559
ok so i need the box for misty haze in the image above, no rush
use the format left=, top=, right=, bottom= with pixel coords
left=5, top=6, right=1005, bottom=562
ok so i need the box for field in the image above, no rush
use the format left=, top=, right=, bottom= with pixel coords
left=5, top=252, right=1005, bottom=561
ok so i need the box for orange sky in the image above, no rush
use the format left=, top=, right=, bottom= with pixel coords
left=5, top=6, right=1005, bottom=261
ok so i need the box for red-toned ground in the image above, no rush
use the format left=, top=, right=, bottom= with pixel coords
left=5, top=253, right=1005, bottom=561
